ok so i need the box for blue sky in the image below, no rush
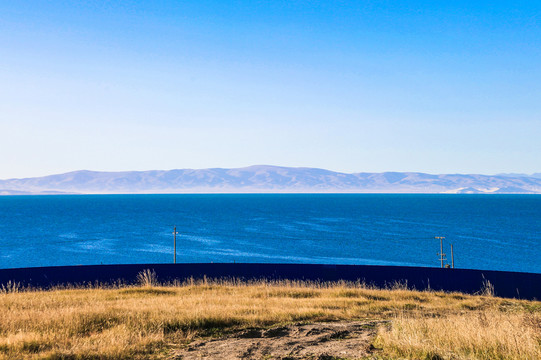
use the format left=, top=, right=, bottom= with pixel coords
left=1, top=1, right=540, bottom=178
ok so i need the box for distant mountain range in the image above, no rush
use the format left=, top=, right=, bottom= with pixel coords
left=497, top=173, right=541, bottom=179
left=1, top=166, right=541, bottom=194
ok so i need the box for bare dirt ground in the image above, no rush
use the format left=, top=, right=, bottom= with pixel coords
left=173, top=321, right=383, bottom=360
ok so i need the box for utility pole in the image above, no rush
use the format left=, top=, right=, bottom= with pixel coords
left=173, top=226, right=179, bottom=264
left=435, top=236, right=446, bottom=268
left=451, top=243, right=454, bottom=269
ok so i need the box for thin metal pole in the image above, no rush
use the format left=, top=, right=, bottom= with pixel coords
left=451, top=243, right=454, bottom=269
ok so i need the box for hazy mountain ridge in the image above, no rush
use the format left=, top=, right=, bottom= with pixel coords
left=1, top=165, right=540, bottom=194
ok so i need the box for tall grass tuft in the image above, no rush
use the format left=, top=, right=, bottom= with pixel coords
left=0, top=280, right=21, bottom=294
left=479, top=278, right=495, bottom=297
left=136, top=269, right=159, bottom=287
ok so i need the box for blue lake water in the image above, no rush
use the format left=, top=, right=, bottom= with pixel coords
left=0, top=194, right=539, bottom=273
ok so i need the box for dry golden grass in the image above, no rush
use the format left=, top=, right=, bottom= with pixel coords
left=375, top=310, right=541, bottom=360
left=0, top=278, right=539, bottom=359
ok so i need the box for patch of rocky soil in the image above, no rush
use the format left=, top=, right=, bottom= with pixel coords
left=173, top=321, right=383, bottom=359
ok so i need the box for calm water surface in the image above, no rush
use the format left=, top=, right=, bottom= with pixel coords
left=0, top=194, right=539, bottom=273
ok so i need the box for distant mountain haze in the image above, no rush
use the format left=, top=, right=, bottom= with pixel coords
left=1, top=166, right=540, bottom=194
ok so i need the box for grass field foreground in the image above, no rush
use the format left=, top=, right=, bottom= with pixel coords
left=0, top=275, right=539, bottom=359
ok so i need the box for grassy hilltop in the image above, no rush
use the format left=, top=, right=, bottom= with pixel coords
left=0, top=275, right=539, bottom=359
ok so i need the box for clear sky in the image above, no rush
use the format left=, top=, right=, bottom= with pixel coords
left=1, top=1, right=540, bottom=179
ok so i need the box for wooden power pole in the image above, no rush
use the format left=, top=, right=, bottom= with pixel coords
left=173, top=226, right=179, bottom=264
left=451, top=243, right=454, bottom=269
left=435, top=236, right=446, bottom=268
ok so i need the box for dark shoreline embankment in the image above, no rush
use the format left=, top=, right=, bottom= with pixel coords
left=0, top=263, right=539, bottom=300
